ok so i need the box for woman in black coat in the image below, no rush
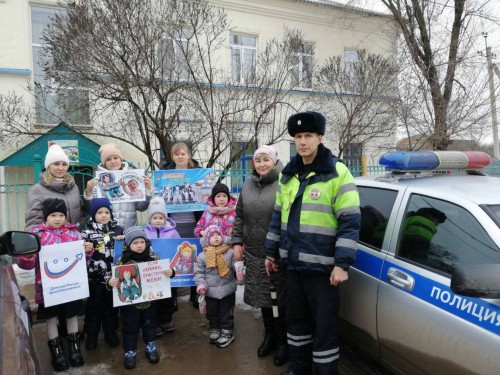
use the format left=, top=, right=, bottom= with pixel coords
left=232, top=145, right=288, bottom=367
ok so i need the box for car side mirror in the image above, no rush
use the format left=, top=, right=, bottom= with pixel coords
left=0, top=231, right=41, bottom=256
left=451, top=264, right=500, bottom=299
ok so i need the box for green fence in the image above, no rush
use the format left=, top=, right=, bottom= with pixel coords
left=2, top=162, right=500, bottom=233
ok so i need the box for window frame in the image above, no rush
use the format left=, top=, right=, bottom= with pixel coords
left=396, top=193, right=500, bottom=276
left=229, top=33, right=257, bottom=85
left=291, top=43, right=313, bottom=90
left=158, top=27, right=192, bottom=82
left=31, top=5, right=90, bottom=127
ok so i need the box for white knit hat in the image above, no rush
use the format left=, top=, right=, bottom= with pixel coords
left=45, top=144, right=69, bottom=169
left=148, top=196, right=169, bottom=223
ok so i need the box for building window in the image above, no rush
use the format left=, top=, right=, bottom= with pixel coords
left=291, top=43, right=313, bottom=89
left=344, top=49, right=360, bottom=92
left=230, top=34, right=256, bottom=85
left=31, top=6, right=90, bottom=126
left=158, top=28, right=192, bottom=82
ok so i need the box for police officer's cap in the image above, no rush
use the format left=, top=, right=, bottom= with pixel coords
left=287, top=111, right=326, bottom=137
left=417, top=207, right=447, bottom=224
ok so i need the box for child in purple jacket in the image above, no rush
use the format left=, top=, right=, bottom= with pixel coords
left=145, top=196, right=180, bottom=336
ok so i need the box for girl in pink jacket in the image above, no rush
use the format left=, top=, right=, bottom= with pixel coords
left=17, top=198, right=87, bottom=372
left=194, top=183, right=237, bottom=238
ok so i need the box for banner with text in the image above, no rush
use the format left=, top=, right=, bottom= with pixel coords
left=112, top=259, right=171, bottom=307
left=153, top=168, right=215, bottom=212
left=114, top=238, right=201, bottom=287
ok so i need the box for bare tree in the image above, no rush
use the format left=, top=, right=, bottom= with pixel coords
left=313, top=52, right=398, bottom=159
left=0, top=0, right=305, bottom=169
left=394, top=35, right=492, bottom=150
left=380, top=0, right=494, bottom=150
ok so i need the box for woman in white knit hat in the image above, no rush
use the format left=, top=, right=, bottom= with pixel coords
left=25, top=144, right=83, bottom=230
left=231, top=144, right=289, bottom=367
left=83, top=143, right=152, bottom=229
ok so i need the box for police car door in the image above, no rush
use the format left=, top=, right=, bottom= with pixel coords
left=377, top=189, right=500, bottom=374
left=339, top=183, right=400, bottom=359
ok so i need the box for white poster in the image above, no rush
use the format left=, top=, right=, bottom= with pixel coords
left=112, top=259, right=172, bottom=307
left=40, top=240, right=89, bottom=307
left=95, top=169, right=146, bottom=203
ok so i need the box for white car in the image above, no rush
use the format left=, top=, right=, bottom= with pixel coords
left=340, top=151, right=500, bottom=375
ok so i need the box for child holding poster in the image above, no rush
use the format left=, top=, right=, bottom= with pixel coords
left=17, top=198, right=86, bottom=372
left=107, top=226, right=175, bottom=370
left=194, top=225, right=237, bottom=348
left=144, top=196, right=180, bottom=337
left=83, top=143, right=152, bottom=229
left=81, top=198, right=124, bottom=351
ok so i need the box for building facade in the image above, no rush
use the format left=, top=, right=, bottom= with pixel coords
left=0, top=0, right=398, bottom=167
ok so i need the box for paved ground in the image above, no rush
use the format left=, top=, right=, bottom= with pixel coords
left=17, top=266, right=390, bottom=375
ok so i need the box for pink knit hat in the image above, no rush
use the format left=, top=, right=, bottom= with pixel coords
left=99, top=143, right=123, bottom=165
left=253, top=145, right=278, bottom=165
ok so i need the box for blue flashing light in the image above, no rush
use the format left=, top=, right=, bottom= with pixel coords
left=379, top=151, right=440, bottom=171
left=379, top=151, right=492, bottom=171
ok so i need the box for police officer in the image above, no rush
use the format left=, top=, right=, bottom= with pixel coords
left=264, top=111, right=361, bottom=375
left=400, top=207, right=447, bottom=263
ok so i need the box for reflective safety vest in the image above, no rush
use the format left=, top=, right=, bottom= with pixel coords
left=272, top=161, right=360, bottom=273
left=403, top=216, right=437, bottom=242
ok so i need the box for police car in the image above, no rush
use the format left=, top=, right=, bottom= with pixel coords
left=339, top=151, right=500, bottom=375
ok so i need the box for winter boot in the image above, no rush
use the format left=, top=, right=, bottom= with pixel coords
left=273, top=313, right=289, bottom=366
left=104, top=331, right=120, bottom=347
left=274, top=343, right=289, bottom=366
left=85, top=334, right=98, bottom=350
left=216, top=329, right=235, bottom=348
left=67, top=332, right=84, bottom=367
left=258, top=308, right=277, bottom=357
left=48, top=337, right=69, bottom=372
left=209, top=328, right=221, bottom=344
left=124, top=350, right=137, bottom=369
left=145, top=341, right=160, bottom=364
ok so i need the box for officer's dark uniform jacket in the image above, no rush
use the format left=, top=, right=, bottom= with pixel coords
left=265, top=143, right=361, bottom=272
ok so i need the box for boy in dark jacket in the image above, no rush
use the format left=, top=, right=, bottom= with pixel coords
left=108, top=226, right=175, bottom=369
left=81, top=198, right=124, bottom=350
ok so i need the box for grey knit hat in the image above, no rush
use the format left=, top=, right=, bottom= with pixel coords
left=148, top=196, right=168, bottom=223
left=124, top=226, right=148, bottom=247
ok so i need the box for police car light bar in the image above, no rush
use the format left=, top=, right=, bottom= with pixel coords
left=379, top=151, right=492, bottom=171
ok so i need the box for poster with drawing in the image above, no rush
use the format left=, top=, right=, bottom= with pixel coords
left=95, top=169, right=146, bottom=203
left=153, top=168, right=215, bottom=212
left=39, top=240, right=89, bottom=307
left=114, top=238, right=201, bottom=287
left=48, top=140, right=79, bottom=165
left=112, top=259, right=171, bottom=307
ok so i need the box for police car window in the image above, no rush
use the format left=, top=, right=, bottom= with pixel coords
left=357, top=186, right=397, bottom=250
left=397, top=194, right=500, bottom=275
